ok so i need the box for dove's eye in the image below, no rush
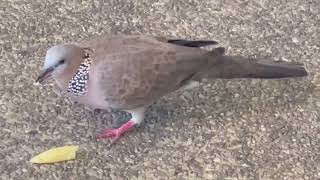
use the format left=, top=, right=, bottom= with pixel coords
left=59, top=59, right=65, bottom=64
left=54, top=59, right=65, bottom=68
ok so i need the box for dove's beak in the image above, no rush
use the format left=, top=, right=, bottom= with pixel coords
left=36, top=67, right=54, bottom=83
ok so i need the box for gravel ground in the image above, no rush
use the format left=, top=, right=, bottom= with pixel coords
left=1, top=0, right=320, bottom=179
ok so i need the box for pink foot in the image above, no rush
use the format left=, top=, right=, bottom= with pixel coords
left=96, top=120, right=136, bottom=143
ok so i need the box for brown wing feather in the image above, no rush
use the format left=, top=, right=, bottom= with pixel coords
left=84, top=35, right=210, bottom=109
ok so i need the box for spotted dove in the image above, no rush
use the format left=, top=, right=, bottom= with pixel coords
left=36, top=35, right=308, bottom=143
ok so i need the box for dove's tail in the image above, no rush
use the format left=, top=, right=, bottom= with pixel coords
left=195, top=48, right=308, bottom=80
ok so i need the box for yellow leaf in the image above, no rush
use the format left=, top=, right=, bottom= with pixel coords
left=30, top=145, right=79, bottom=164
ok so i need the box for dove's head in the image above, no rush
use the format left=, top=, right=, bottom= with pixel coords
left=36, top=44, right=85, bottom=83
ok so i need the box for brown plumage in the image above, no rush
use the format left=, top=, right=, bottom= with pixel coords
left=36, top=34, right=308, bottom=143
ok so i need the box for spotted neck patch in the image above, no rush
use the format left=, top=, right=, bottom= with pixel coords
left=67, top=51, right=92, bottom=96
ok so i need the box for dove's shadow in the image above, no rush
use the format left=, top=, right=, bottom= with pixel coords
left=89, top=78, right=313, bottom=145
left=107, top=100, right=176, bottom=129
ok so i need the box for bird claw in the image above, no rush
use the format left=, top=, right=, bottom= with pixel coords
left=96, top=120, right=136, bottom=144
left=96, top=128, right=118, bottom=137
left=96, top=128, right=121, bottom=144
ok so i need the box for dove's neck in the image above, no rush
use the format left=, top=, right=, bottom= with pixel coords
left=54, top=68, right=78, bottom=92
left=66, top=57, right=92, bottom=96
left=55, top=50, right=93, bottom=96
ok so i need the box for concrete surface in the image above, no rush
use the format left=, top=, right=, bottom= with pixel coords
left=1, top=0, right=319, bottom=179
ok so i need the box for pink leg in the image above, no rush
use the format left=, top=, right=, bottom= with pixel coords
left=96, top=119, right=136, bottom=143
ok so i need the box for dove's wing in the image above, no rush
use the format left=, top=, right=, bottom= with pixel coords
left=82, top=35, right=214, bottom=109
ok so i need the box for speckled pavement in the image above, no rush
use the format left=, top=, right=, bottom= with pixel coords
left=1, top=0, right=319, bottom=179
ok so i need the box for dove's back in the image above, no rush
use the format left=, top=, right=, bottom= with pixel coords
left=74, top=35, right=307, bottom=110
left=78, top=35, right=211, bottom=110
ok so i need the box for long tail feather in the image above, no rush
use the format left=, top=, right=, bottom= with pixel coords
left=195, top=48, right=308, bottom=80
